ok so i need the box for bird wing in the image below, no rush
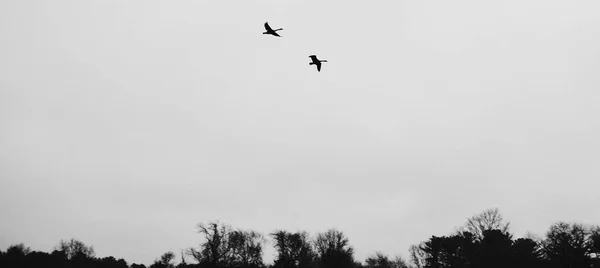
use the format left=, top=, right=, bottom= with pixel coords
left=316, top=62, right=322, bottom=72
left=309, top=55, right=319, bottom=63
left=264, top=22, right=273, bottom=31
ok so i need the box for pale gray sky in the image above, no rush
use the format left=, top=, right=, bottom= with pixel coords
left=1, top=0, right=600, bottom=265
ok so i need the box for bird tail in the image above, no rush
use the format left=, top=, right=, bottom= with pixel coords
left=275, top=28, right=283, bottom=31
left=321, top=60, right=328, bottom=62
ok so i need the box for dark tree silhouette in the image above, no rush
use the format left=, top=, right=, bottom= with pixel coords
left=228, top=229, right=265, bottom=268
left=476, top=229, right=513, bottom=268
left=1, top=244, right=31, bottom=268
left=0, top=240, right=108, bottom=268
left=314, top=229, right=355, bottom=268
left=56, top=238, right=96, bottom=260
left=5, top=243, right=31, bottom=256
left=98, top=256, right=129, bottom=268
left=364, top=252, right=409, bottom=268
left=54, top=238, right=96, bottom=268
left=463, top=208, right=510, bottom=241
left=391, top=256, right=411, bottom=268
left=542, top=222, right=599, bottom=268
left=150, top=251, right=176, bottom=268
left=419, top=233, right=476, bottom=268
left=510, top=238, right=544, bottom=268
left=189, top=221, right=265, bottom=268
left=419, top=236, right=443, bottom=268
left=408, top=244, right=425, bottom=268
left=190, top=221, right=235, bottom=268
left=271, top=230, right=316, bottom=268
left=2, top=210, right=600, bottom=268
left=365, top=252, right=394, bottom=268
left=591, top=226, right=600, bottom=266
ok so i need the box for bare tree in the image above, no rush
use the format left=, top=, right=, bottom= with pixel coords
left=189, top=221, right=265, bottom=268
left=229, top=229, right=266, bottom=267
left=271, top=230, right=315, bottom=268
left=365, top=252, right=411, bottom=268
left=408, top=244, right=425, bottom=268
left=314, top=229, right=354, bottom=257
left=180, top=249, right=188, bottom=266
left=365, top=252, right=393, bottom=268
left=189, top=221, right=235, bottom=267
left=391, top=255, right=411, bottom=268
left=314, top=229, right=354, bottom=268
left=464, top=208, right=510, bottom=240
left=151, top=251, right=176, bottom=268
left=55, top=238, right=95, bottom=260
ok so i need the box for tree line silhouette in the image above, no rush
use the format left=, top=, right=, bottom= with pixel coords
left=2, top=208, right=599, bottom=268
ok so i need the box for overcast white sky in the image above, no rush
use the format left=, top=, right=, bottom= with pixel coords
left=1, top=0, right=600, bottom=265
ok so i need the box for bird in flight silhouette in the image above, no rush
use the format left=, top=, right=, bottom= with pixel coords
left=309, top=55, right=328, bottom=72
left=263, top=22, right=283, bottom=37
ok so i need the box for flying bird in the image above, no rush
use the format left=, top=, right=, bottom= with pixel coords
left=309, top=55, right=328, bottom=72
left=263, top=22, right=283, bottom=37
